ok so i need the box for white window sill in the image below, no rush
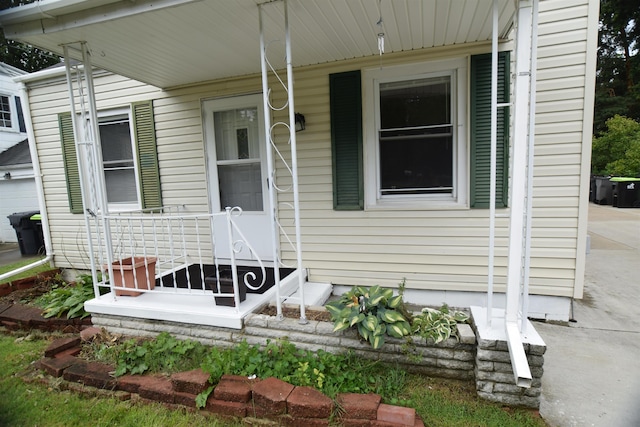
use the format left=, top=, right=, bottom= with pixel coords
left=365, top=198, right=469, bottom=211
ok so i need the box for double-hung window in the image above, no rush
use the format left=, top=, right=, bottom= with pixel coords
left=364, top=58, right=467, bottom=209
left=98, top=110, right=139, bottom=209
left=59, top=101, right=162, bottom=214
left=0, top=95, right=12, bottom=128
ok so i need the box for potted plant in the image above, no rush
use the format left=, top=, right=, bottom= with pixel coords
left=108, top=257, right=157, bottom=296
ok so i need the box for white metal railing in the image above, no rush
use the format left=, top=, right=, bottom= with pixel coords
left=89, top=206, right=268, bottom=311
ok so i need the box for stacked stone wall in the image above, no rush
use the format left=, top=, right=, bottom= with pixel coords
left=474, top=337, right=546, bottom=408
left=91, top=311, right=546, bottom=408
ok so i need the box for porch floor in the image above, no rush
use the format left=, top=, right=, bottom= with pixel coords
left=85, top=277, right=333, bottom=330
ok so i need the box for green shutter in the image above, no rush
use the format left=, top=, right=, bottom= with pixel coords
left=470, top=52, right=510, bottom=208
left=59, top=112, right=84, bottom=214
left=330, top=70, right=363, bottom=210
left=132, top=100, right=162, bottom=209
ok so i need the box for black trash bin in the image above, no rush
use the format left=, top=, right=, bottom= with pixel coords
left=611, top=177, right=640, bottom=208
left=594, top=176, right=615, bottom=205
left=7, top=210, right=44, bottom=255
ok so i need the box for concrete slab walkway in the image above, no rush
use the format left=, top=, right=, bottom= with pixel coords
left=538, top=204, right=640, bottom=427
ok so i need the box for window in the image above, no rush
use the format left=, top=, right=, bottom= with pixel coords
left=59, top=101, right=162, bottom=214
left=364, top=58, right=467, bottom=209
left=330, top=54, right=508, bottom=211
left=379, top=76, right=453, bottom=196
left=0, top=95, right=12, bottom=128
left=98, top=112, right=139, bottom=207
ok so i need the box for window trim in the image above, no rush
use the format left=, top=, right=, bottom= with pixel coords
left=363, top=57, right=468, bottom=210
left=0, top=94, right=13, bottom=130
left=95, top=107, right=142, bottom=212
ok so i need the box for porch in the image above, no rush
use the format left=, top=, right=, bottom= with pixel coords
left=85, top=206, right=332, bottom=329
left=85, top=274, right=332, bottom=330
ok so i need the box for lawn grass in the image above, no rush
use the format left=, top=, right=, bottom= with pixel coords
left=0, top=331, right=241, bottom=427
left=0, top=329, right=548, bottom=427
left=0, top=256, right=51, bottom=285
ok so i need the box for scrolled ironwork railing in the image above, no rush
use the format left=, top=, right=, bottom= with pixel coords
left=89, top=205, right=267, bottom=311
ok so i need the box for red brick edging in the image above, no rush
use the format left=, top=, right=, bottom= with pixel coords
left=37, top=328, right=424, bottom=426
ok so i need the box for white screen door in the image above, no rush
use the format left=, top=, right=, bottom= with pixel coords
left=203, top=94, right=273, bottom=261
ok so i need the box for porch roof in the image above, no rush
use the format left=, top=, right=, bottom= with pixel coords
left=0, top=0, right=515, bottom=89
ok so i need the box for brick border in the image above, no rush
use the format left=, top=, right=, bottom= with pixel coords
left=37, top=328, right=425, bottom=426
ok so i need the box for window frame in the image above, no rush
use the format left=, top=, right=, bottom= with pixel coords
left=0, top=94, right=13, bottom=130
left=363, top=57, right=468, bottom=210
left=95, top=107, right=142, bottom=212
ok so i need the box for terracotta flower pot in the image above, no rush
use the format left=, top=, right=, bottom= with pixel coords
left=108, top=257, right=157, bottom=296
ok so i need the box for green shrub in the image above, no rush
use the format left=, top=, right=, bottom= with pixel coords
left=592, top=115, right=640, bottom=176
left=325, top=285, right=412, bottom=349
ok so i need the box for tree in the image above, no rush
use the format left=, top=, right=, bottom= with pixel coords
left=0, top=0, right=60, bottom=72
left=594, top=0, right=640, bottom=134
left=592, top=115, right=640, bottom=177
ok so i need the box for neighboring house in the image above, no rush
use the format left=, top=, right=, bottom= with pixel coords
left=0, top=0, right=598, bottom=330
left=0, top=62, right=38, bottom=243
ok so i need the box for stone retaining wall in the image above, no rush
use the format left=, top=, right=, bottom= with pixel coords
left=474, top=337, right=545, bottom=408
left=92, top=311, right=545, bottom=408
left=91, top=313, right=477, bottom=381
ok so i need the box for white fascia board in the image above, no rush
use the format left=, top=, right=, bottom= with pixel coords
left=0, top=0, right=201, bottom=31
left=0, top=0, right=123, bottom=25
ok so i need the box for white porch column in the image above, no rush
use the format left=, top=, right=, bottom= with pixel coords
left=62, top=42, right=114, bottom=296
left=258, top=0, right=307, bottom=323
left=504, top=0, right=539, bottom=387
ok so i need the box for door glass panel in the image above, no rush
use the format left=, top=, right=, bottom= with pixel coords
left=213, top=107, right=263, bottom=211
left=217, top=163, right=263, bottom=211
left=214, top=108, right=260, bottom=161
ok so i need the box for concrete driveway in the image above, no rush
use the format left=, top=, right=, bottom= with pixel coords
left=538, top=204, right=640, bottom=427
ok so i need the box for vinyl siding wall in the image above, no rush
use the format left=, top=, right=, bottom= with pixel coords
left=26, top=0, right=595, bottom=299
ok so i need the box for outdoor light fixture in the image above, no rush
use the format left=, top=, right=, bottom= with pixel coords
left=295, top=112, right=306, bottom=132
left=3, top=172, right=10, bottom=180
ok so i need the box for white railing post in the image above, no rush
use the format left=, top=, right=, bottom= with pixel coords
left=226, top=207, right=241, bottom=312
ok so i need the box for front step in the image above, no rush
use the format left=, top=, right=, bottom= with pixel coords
left=281, top=281, right=333, bottom=307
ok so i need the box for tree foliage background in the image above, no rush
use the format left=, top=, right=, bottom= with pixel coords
left=594, top=0, right=640, bottom=134
left=0, top=0, right=60, bottom=72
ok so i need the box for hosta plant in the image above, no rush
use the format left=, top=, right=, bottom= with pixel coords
left=325, top=285, right=411, bottom=349
left=412, top=304, right=469, bottom=344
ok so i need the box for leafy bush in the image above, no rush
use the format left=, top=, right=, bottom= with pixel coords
left=325, top=285, right=412, bottom=349
left=114, top=332, right=208, bottom=377
left=592, top=115, right=640, bottom=176
left=37, top=274, right=97, bottom=319
left=412, top=305, right=469, bottom=344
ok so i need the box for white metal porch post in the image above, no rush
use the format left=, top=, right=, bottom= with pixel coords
left=62, top=42, right=114, bottom=297
left=258, top=0, right=307, bottom=323
left=503, top=0, right=539, bottom=387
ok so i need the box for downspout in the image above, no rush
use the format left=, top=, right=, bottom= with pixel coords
left=0, top=82, right=53, bottom=283
left=504, top=0, right=537, bottom=388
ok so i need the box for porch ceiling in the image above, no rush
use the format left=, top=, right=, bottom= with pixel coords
left=0, top=0, right=516, bottom=89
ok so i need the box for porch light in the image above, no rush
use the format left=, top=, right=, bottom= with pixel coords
left=295, top=113, right=306, bottom=132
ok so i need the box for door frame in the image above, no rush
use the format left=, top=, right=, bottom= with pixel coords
left=202, top=93, right=273, bottom=261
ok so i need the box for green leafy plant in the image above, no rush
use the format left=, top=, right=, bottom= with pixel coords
left=411, top=304, right=469, bottom=344
left=37, top=274, right=98, bottom=319
left=325, top=285, right=412, bottom=349
left=196, top=338, right=407, bottom=408
left=114, top=332, right=207, bottom=377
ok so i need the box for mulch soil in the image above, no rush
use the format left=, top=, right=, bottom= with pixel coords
left=257, top=305, right=332, bottom=322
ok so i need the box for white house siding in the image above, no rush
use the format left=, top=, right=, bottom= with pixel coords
left=25, top=0, right=595, bottom=301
